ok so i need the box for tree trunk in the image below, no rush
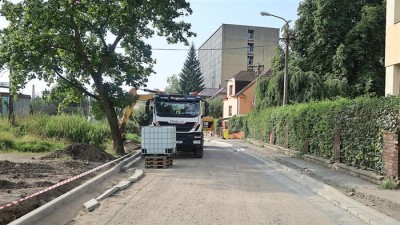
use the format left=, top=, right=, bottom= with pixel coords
left=101, top=98, right=125, bottom=155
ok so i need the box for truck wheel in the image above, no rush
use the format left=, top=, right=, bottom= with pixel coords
left=194, top=147, right=203, bottom=158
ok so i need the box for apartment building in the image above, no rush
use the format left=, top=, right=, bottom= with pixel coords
left=385, top=0, right=400, bottom=95
left=198, top=24, right=279, bottom=88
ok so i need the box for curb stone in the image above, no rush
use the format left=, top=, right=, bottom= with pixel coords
left=127, top=169, right=144, bottom=182
left=116, top=180, right=131, bottom=190
left=84, top=199, right=99, bottom=212
left=90, top=169, right=145, bottom=211
left=96, top=187, right=120, bottom=201
left=121, top=157, right=142, bottom=172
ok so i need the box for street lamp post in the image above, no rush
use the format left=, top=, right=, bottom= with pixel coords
left=260, top=11, right=290, bottom=106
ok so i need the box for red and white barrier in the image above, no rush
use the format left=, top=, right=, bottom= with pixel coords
left=0, top=153, right=132, bottom=210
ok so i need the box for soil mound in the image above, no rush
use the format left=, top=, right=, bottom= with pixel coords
left=41, top=143, right=115, bottom=162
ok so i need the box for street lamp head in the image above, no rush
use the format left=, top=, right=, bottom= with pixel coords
left=260, top=11, right=272, bottom=16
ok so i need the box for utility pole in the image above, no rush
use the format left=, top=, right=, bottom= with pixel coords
left=260, top=11, right=290, bottom=106
left=283, top=24, right=289, bottom=106
left=8, top=68, right=15, bottom=125
left=248, top=64, right=263, bottom=107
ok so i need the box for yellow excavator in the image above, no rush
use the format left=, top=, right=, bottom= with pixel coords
left=118, top=88, right=154, bottom=136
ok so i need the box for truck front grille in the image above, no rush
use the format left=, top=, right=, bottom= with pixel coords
left=158, top=122, right=195, bottom=132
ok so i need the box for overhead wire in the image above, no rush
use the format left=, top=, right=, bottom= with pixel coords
left=116, top=44, right=278, bottom=51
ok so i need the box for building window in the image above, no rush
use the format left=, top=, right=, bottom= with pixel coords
left=248, top=30, right=254, bottom=39
left=228, top=106, right=232, bottom=116
left=247, top=56, right=253, bottom=66
left=248, top=43, right=254, bottom=53
left=229, top=85, right=233, bottom=96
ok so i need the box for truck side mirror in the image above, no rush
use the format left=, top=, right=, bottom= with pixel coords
left=145, top=99, right=150, bottom=114
left=204, top=102, right=209, bottom=116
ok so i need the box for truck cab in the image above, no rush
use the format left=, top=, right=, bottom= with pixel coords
left=145, top=94, right=209, bottom=158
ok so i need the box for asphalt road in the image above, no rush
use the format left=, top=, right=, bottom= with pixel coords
left=71, top=140, right=365, bottom=225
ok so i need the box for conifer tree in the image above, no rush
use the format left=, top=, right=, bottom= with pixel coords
left=179, top=44, right=205, bottom=95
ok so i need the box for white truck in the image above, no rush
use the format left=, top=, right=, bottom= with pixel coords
left=144, top=93, right=209, bottom=158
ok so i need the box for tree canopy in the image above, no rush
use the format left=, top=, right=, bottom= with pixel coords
left=0, top=0, right=195, bottom=154
left=291, top=0, right=386, bottom=98
left=256, top=0, right=386, bottom=108
left=208, top=99, right=223, bottom=119
left=164, top=74, right=180, bottom=94
left=179, top=44, right=205, bottom=95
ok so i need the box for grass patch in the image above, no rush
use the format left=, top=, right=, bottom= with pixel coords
left=16, top=114, right=111, bottom=145
left=379, top=179, right=399, bottom=190
left=0, top=117, right=66, bottom=153
left=103, top=140, right=122, bottom=157
left=126, top=133, right=141, bottom=144
left=0, top=131, right=16, bottom=150
left=0, top=130, right=65, bottom=153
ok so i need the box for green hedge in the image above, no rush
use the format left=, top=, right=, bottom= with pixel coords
left=228, top=115, right=247, bottom=134
left=242, top=96, right=400, bottom=173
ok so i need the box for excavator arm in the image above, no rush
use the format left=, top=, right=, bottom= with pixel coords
left=119, top=88, right=154, bottom=137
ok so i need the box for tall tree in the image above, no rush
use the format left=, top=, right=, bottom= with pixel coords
left=291, top=0, right=386, bottom=98
left=164, top=74, right=180, bottom=94
left=0, top=0, right=195, bottom=154
left=208, top=99, right=223, bottom=119
left=179, top=44, right=205, bottom=95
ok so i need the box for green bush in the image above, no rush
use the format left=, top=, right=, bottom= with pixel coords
left=131, top=106, right=152, bottom=127
left=208, top=99, right=223, bottom=119
left=228, top=115, right=247, bottom=134
left=126, top=133, right=141, bottom=143
left=125, top=120, right=141, bottom=134
left=246, top=96, right=400, bottom=173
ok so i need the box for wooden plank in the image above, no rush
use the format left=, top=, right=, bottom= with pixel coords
left=145, top=164, right=170, bottom=169
left=145, top=156, right=173, bottom=161
left=145, top=160, right=172, bottom=166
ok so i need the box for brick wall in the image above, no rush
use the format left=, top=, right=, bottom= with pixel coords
left=382, top=131, right=400, bottom=179
left=333, top=129, right=341, bottom=163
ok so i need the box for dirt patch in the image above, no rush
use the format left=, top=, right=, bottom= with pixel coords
left=0, top=175, right=95, bottom=225
left=349, top=190, right=400, bottom=221
left=0, top=160, right=57, bottom=178
left=41, top=143, right=115, bottom=162
left=0, top=143, right=126, bottom=225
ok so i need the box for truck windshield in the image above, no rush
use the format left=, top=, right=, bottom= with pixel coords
left=155, top=101, right=200, bottom=117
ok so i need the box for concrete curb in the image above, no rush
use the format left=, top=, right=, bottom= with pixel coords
left=210, top=138, right=400, bottom=225
left=96, top=187, right=119, bottom=201
left=85, top=169, right=145, bottom=211
left=127, top=169, right=144, bottom=182
left=121, top=156, right=142, bottom=172
left=83, top=199, right=99, bottom=212
left=9, top=152, right=143, bottom=225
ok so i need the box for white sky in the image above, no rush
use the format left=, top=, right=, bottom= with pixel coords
left=0, top=0, right=302, bottom=96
